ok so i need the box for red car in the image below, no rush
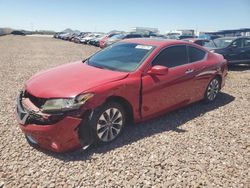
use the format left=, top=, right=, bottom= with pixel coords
left=16, top=39, right=227, bottom=153
left=99, top=35, right=109, bottom=48
left=99, top=33, right=122, bottom=48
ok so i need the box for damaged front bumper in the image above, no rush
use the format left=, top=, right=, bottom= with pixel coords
left=16, top=91, right=83, bottom=153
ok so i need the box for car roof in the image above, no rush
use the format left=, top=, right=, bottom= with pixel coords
left=216, top=37, right=237, bottom=40
left=183, top=38, right=209, bottom=41
left=122, top=38, right=191, bottom=47
left=216, top=36, right=250, bottom=40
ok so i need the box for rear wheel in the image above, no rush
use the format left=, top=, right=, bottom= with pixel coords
left=204, top=77, right=220, bottom=102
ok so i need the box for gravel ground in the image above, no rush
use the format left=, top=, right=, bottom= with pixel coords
left=0, top=35, right=249, bottom=188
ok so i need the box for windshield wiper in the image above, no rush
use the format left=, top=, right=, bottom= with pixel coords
left=82, top=58, right=88, bottom=63
left=91, top=64, right=106, bottom=69
left=87, top=60, right=120, bottom=71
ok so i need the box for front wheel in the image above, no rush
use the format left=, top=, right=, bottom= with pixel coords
left=91, top=102, right=126, bottom=144
left=204, top=77, right=220, bottom=102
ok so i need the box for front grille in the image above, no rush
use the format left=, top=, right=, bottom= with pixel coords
left=29, top=110, right=44, bottom=119
left=24, top=91, right=47, bottom=108
left=20, top=91, right=64, bottom=125
left=26, top=112, right=64, bottom=125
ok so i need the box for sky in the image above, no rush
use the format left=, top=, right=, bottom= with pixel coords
left=0, top=0, right=250, bottom=33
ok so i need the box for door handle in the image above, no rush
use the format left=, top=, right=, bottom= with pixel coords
left=185, top=69, right=194, bottom=74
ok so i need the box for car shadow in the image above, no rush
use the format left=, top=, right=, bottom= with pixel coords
left=228, top=64, right=250, bottom=71
left=40, top=92, right=235, bottom=161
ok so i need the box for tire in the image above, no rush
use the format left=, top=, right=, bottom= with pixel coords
left=204, top=77, right=220, bottom=103
left=89, top=102, right=126, bottom=144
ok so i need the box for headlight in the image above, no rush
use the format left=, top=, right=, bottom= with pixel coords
left=41, top=93, right=94, bottom=113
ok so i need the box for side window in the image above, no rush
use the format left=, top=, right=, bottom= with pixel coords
left=152, top=45, right=188, bottom=68
left=135, top=35, right=142, bottom=38
left=231, top=39, right=242, bottom=47
left=126, top=34, right=142, bottom=38
left=243, top=38, right=250, bottom=47
left=195, top=40, right=203, bottom=46
left=188, top=46, right=206, bottom=63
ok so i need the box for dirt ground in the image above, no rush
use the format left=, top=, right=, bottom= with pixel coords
left=0, top=35, right=249, bottom=187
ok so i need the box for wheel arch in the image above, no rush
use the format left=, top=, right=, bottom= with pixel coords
left=214, top=74, right=222, bottom=89
left=105, top=96, right=134, bottom=125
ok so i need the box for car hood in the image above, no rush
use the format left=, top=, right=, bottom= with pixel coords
left=25, top=61, right=129, bottom=98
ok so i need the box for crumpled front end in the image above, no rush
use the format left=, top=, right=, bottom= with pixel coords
left=16, top=91, right=83, bottom=153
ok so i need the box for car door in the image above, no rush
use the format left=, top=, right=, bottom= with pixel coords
left=242, top=38, right=250, bottom=62
left=225, top=38, right=243, bottom=62
left=141, top=45, right=196, bottom=118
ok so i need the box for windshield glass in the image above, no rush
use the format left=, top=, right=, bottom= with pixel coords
left=87, top=43, right=155, bottom=72
left=203, top=40, right=216, bottom=48
left=111, top=34, right=125, bottom=39
left=213, top=38, right=233, bottom=48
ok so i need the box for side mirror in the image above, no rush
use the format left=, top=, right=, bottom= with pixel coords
left=148, top=65, right=168, bottom=75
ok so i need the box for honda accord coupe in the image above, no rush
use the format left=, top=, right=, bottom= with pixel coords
left=16, top=39, right=228, bottom=153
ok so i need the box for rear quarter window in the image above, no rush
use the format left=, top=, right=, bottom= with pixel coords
left=243, top=38, right=250, bottom=47
left=188, top=46, right=206, bottom=63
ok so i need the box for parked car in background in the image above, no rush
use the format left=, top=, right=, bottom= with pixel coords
left=166, top=33, right=180, bottom=39
left=88, top=35, right=105, bottom=47
left=58, top=33, right=71, bottom=40
left=72, top=32, right=90, bottom=43
left=64, top=33, right=76, bottom=41
left=11, top=30, right=26, bottom=36
left=53, top=33, right=61, bottom=38
left=99, top=33, right=122, bottom=48
left=68, top=33, right=80, bottom=41
left=182, top=38, right=211, bottom=46
left=80, top=33, right=102, bottom=44
left=206, top=37, right=250, bottom=64
left=199, top=34, right=221, bottom=40
left=99, top=35, right=109, bottom=48
left=104, top=33, right=143, bottom=47
left=16, top=39, right=227, bottom=152
left=149, top=34, right=168, bottom=39
left=179, top=35, right=196, bottom=40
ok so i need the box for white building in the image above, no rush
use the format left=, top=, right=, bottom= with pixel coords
left=129, top=27, right=159, bottom=34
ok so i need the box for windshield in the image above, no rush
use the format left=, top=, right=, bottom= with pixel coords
left=203, top=40, right=216, bottom=48
left=111, top=34, right=125, bottom=39
left=213, top=38, right=234, bottom=48
left=87, top=43, right=155, bottom=72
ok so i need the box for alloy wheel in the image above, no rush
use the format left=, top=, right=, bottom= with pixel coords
left=207, top=78, right=219, bottom=101
left=96, top=108, right=123, bottom=142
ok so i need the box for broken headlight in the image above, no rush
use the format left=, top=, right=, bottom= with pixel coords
left=41, top=93, right=94, bottom=113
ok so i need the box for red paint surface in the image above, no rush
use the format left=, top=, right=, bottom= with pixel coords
left=17, top=39, right=228, bottom=152
left=99, top=35, right=109, bottom=48
left=19, top=116, right=82, bottom=152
